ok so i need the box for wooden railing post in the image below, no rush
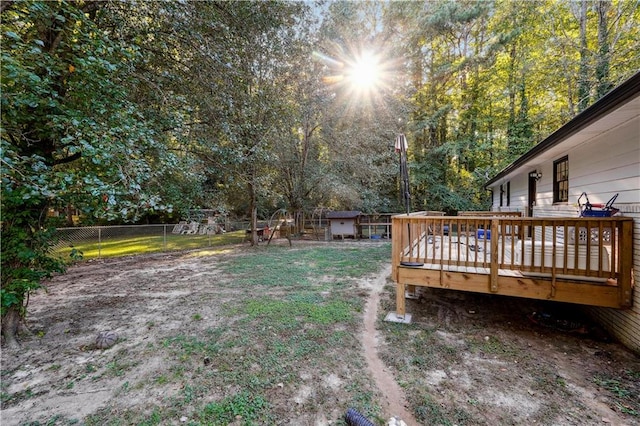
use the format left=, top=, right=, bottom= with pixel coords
left=550, top=220, right=557, bottom=298
left=490, top=219, right=499, bottom=292
left=391, top=216, right=402, bottom=283
left=619, top=219, right=633, bottom=307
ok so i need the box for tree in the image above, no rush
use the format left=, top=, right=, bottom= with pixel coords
left=595, top=0, right=613, bottom=98
left=311, top=1, right=406, bottom=213
left=1, top=1, right=176, bottom=345
left=547, top=0, right=639, bottom=115
left=577, top=0, right=591, bottom=112
left=138, top=1, right=312, bottom=244
left=384, top=0, right=639, bottom=213
left=272, top=56, right=333, bottom=228
left=388, top=0, right=496, bottom=212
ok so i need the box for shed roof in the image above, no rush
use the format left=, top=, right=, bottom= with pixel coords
left=485, top=70, right=640, bottom=188
left=326, top=211, right=361, bottom=219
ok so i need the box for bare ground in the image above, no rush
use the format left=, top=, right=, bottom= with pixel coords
left=1, top=242, right=639, bottom=425
left=376, top=283, right=640, bottom=425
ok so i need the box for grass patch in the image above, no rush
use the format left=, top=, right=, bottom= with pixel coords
left=220, top=244, right=390, bottom=289
left=470, top=335, right=522, bottom=359
left=240, top=298, right=355, bottom=325
left=18, top=242, right=394, bottom=424
left=130, top=245, right=389, bottom=424
left=16, top=414, right=79, bottom=425
left=222, top=245, right=390, bottom=275
left=105, top=359, right=137, bottom=378
left=414, top=393, right=453, bottom=425
left=195, top=391, right=271, bottom=424
left=162, top=328, right=224, bottom=359
left=593, top=369, right=640, bottom=416
left=54, top=231, right=246, bottom=260
left=380, top=322, right=462, bottom=372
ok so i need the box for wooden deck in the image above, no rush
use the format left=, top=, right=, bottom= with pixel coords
left=391, top=215, right=634, bottom=315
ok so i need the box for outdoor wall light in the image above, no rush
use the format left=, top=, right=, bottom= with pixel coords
left=529, top=171, right=542, bottom=181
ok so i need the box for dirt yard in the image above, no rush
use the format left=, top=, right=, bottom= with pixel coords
left=376, top=283, right=640, bottom=425
left=1, top=242, right=638, bottom=425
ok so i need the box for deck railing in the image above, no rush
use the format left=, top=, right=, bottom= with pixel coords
left=391, top=215, right=633, bottom=308
left=457, top=211, right=522, bottom=217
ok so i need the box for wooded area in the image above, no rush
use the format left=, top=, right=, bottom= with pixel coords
left=1, top=1, right=639, bottom=342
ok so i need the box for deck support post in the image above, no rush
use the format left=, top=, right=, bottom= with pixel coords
left=385, top=279, right=411, bottom=323
left=396, top=281, right=406, bottom=316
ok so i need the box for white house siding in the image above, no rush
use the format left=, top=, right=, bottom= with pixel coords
left=486, top=104, right=640, bottom=354
left=493, top=174, right=528, bottom=213
left=525, top=115, right=640, bottom=353
left=564, top=118, right=639, bottom=208
left=587, top=211, right=640, bottom=354
left=533, top=118, right=638, bottom=217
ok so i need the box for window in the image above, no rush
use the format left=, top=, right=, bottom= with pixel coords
left=499, top=182, right=510, bottom=207
left=553, top=156, right=569, bottom=203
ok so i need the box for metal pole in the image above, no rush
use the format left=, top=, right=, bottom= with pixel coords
left=98, top=227, right=102, bottom=259
left=163, top=225, right=167, bottom=251
left=396, top=134, right=411, bottom=215
left=397, top=134, right=412, bottom=254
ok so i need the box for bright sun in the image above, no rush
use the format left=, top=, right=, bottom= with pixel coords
left=349, top=51, right=380, bottom=90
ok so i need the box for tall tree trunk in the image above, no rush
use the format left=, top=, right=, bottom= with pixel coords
left=506, top=41, right=518, bottom=143
left=595, top=0, right=612, bottom=98
left=2, top=306, right=22, bottom=348
left=577, top=0, right=590, bottom=112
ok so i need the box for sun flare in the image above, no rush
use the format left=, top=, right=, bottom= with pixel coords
left=314, top=45, right=395, bottom=112
left=349, top=51, right=380, bottom=90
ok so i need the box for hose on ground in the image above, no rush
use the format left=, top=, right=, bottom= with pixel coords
left=344, top=408, right=374, bottom=426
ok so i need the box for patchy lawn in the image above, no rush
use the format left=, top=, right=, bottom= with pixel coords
left=1, top=241, right=638, bottom=426
left=377, top=287, right=640, bottom=425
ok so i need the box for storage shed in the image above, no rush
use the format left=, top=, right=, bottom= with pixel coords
left=327, top=211, right=361, bottom=239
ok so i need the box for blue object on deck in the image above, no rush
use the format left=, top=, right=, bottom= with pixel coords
left=476, top=229, right=491, bottom=240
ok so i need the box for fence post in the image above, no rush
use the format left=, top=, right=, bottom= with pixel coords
left=98, top=227, right=102, bottom=259
left=163, top=225, right=167, bottom=251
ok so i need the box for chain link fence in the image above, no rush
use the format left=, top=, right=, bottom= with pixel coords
left=51, top=216, right=390, bottom=261
left=52, top=222, right=250, bottom=260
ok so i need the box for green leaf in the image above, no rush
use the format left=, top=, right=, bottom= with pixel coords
left=4, top=31, right=20, bottom=40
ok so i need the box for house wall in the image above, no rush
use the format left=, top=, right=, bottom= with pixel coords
left=587, top=213, right=640, bottom=354
left=487, top=117, right=640, bottom=354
